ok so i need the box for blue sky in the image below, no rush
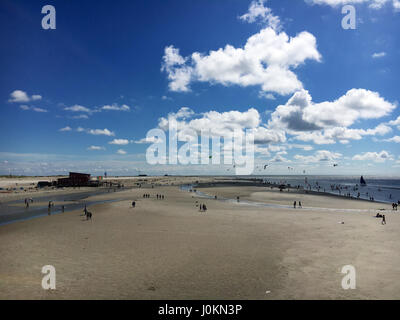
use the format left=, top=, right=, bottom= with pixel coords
left=0, top=0, right=399, bottom=176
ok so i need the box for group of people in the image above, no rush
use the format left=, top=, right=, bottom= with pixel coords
left=198, top=203, right=207, bottom=212
left=142, top=193, right=165, bottom=199
left=392, top=202, right=399, bottom=210
left=293, top=201, right=302, bottom=209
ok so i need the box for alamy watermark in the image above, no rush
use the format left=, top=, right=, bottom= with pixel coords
left=341, top=265, right=356, bottom=290
left=342, top=5, right=356, bottom=30
left=41, top=265, right=56, bottom=290
left=145, top=118, right=255, bottom=175
left=41, top=5, right=56, bottom=30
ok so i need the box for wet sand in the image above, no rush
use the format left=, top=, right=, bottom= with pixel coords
left=0, top=177, right=399, bottom=299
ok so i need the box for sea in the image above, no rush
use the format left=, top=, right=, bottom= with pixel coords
left=244, top=175, right=400, bottom=204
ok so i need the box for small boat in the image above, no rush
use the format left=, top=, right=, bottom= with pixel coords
left=360, top=176, right=367, bottom=186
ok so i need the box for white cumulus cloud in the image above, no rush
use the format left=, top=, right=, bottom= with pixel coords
left=109, top=139, right=130, bottom=145
left=306, top=0, right=400, bottom=10
left=239, top=0, right=281, bottom=30
left=352, top=150, right=394, bottom=162
left=161, top=26, right=321, bottom=95
left=101, top=104, right=130, bottom=111
left=64, top=105, right=92, bottom=113
left=87, top=146, right=105, bottom=151
left=268, top=88, right=396, bottom=144
left=88, top=128, right=115, bottom=136
left=9, top=90, right=42, bottom=103
left=382, top=136, right=400, bottom=143
left=372, top=52, right=386, bottom=58
left=294, top=150, right=342, bottom=162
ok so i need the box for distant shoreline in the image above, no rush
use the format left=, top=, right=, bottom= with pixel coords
left=194, top=180, right=390, bottom=205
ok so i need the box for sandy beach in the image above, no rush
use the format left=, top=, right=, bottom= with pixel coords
left=0, top=176, right=399, bottom=299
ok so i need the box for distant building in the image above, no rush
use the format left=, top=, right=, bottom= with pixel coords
left=37, top=181, right=54, bottom=188
left=57, top=172, right=91, bottom=187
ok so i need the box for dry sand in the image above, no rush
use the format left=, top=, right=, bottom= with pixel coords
left=0, top=177, right=399, bottom=299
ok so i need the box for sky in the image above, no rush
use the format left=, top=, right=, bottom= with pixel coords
left=0, top=0, right=399, bottom=176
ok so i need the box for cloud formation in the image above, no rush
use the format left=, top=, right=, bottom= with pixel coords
left=306, top=0, right=400, bottom=11
left=20, top=105, right=48, bottom=113
left=382, top=136, right=400, bottom=143
left=109, top=139, right=130, bottom=145
left=352, top=150, right=394, bottom=162
left=161, top=27, right=321, bottom=95
left=64, top=105, right=92, bottom=113
left=101, top=104, right=130, bottom=111
left=87, top=146, right=105, bottom=151
left=88, top=128, right=115, bottom=136
left=159, top=107, right=270, bottom=139
left=372, top=52, right=386, bottom=58
left=9, top=90, right=42, bottom=103
left=268, top=88, right=396, bottom=144
left=239, top=0, right=281, bottom=30
left=294, top=150, right=342, bottom=162
left=64, top=103, right=132, bottom=116
left=59, top=126, right=72, bottom=132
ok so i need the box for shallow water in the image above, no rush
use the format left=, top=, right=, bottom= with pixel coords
left=180, top=183, right=385, bottom=214
left=251, top=175, right=400, bottom=204
left=0, top=188, right=126, bottom=226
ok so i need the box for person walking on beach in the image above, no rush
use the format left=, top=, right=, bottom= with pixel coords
left=298, top=201, right=302, bottom=208
left=382, top=215, right=386, bottom=225
left=132, top=201, right=135, bottom=208
left=293, top=201, right=297, bottom=209
left=61, top=205, right=65, bottom=213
